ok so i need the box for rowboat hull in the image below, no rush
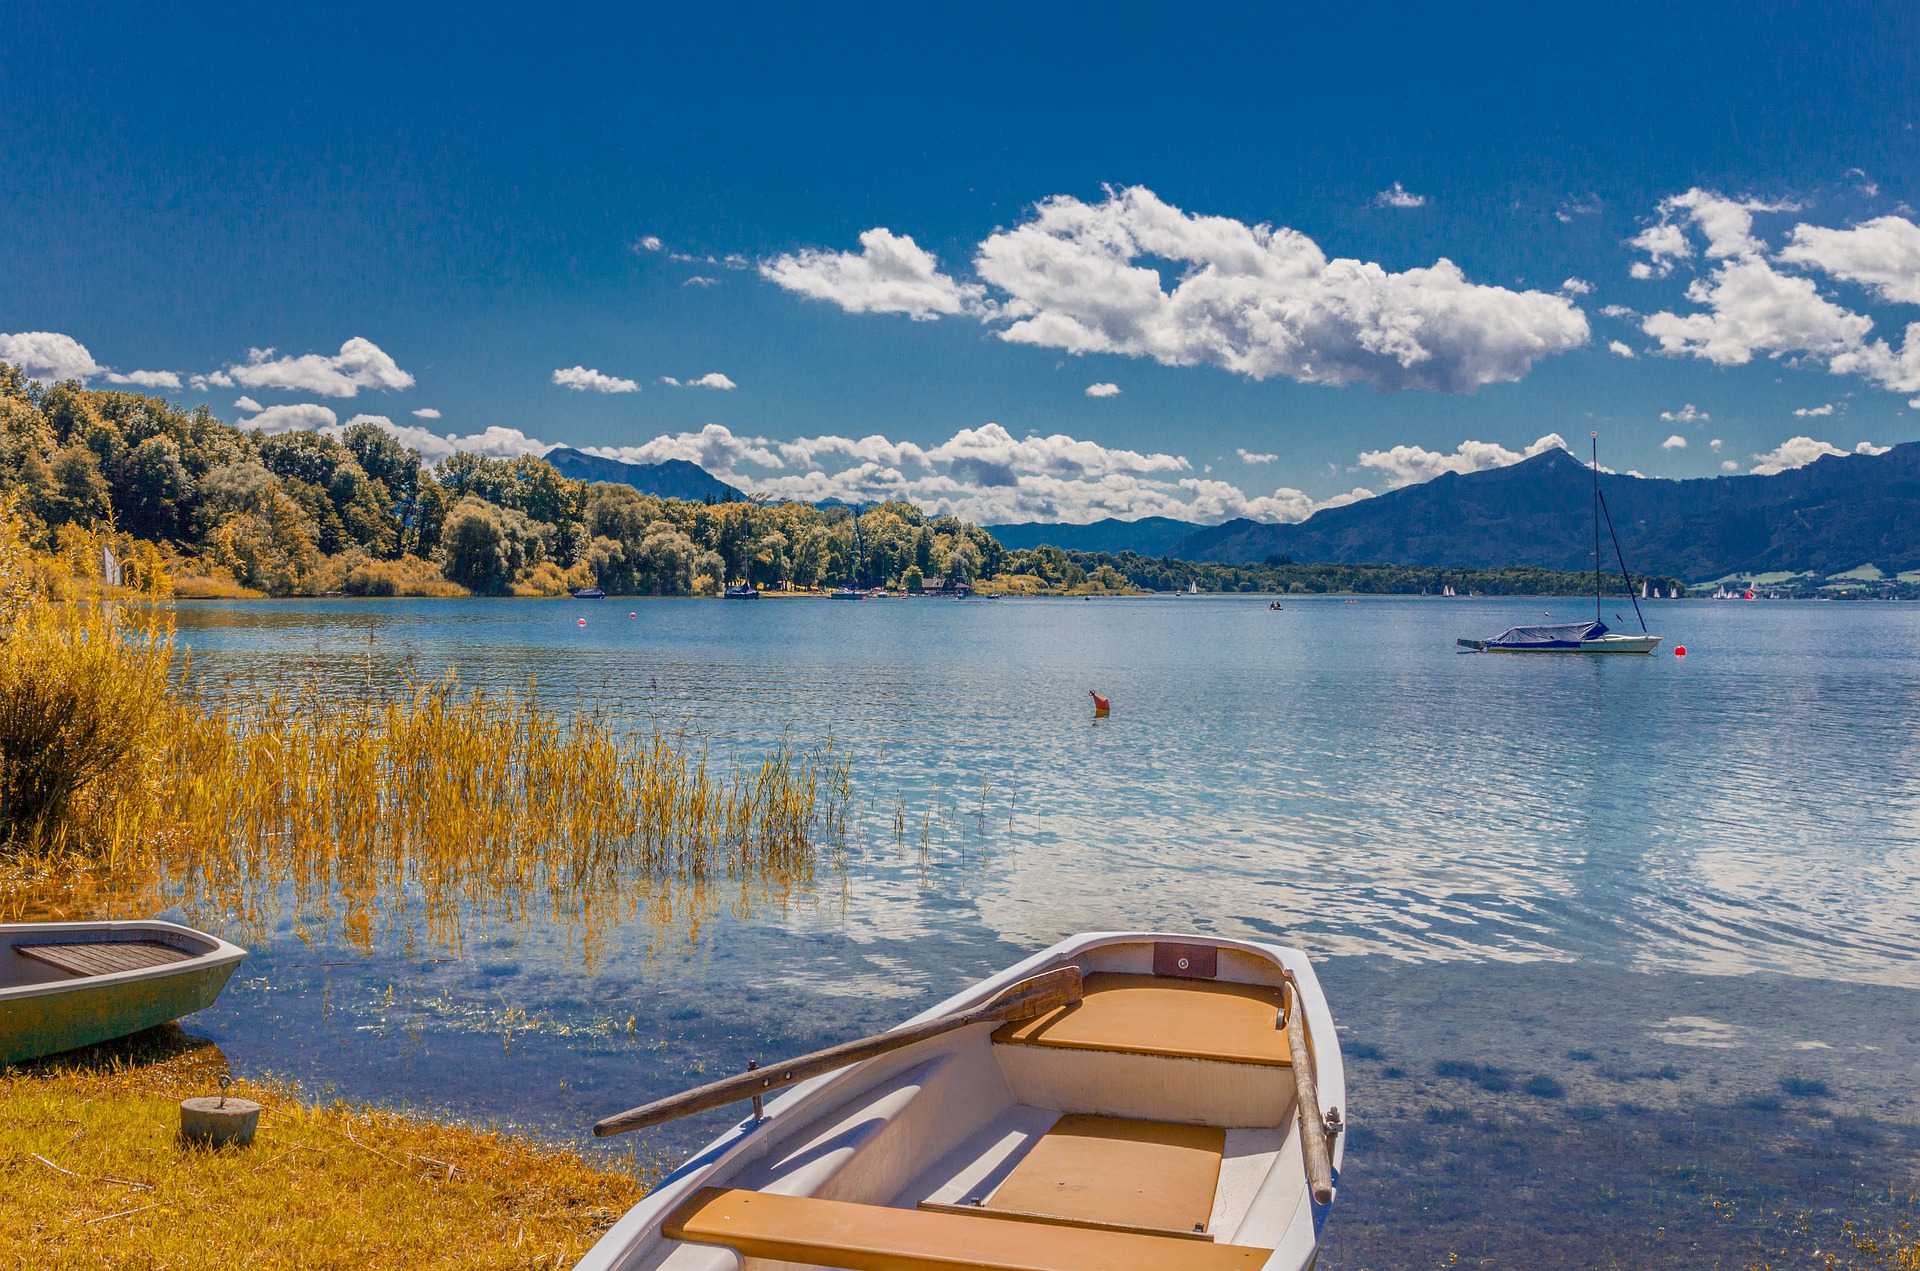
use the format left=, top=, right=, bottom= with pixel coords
left=578, top=931, right=1343, bottom=1271
left=0, top=920, right=247, bottom=1065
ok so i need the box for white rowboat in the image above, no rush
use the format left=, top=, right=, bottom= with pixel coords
left=578, top=931, right=1344, bottom=1271
left=0, top=919, right=247, bottom=1065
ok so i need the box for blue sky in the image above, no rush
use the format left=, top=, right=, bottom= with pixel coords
left=4, top=0, right=1918, bottom=524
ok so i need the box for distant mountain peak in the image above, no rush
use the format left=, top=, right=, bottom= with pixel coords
left=542, top=446, right=742, bottom=502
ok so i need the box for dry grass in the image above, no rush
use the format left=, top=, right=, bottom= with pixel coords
left=0, top=1026, right=649, bottom=1270
left=0, top=495, right=855, bottom=957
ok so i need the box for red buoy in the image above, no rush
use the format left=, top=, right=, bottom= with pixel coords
left=1673, top=645, right=1687, bottom=657
left=629, top=611, right=637, bottom=618
left=577, top=618, right=587, bottom=626
left=1089, top=690, right=1110, bottom=715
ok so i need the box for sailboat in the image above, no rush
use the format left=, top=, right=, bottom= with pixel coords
left=1459, top=434, right=1662, bottom=654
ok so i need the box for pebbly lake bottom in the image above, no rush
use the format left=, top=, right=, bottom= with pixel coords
left=169, top=914, right=1920, bottom=1270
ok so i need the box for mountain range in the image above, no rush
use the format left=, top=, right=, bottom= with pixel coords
left=996, top=443, right=1920, bottom=582
left=984, top=516, right=1199, bottom=557
left=542, top=446, right=743, bottom=502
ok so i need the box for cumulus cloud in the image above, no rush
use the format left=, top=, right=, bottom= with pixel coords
left=1353, top=434, right=1570, bottom=489
left=1777, top=216, right=1920, bottom=304
left=1710, top=438, right=1724, bottom=451
left=1794, top=403, right=1834, bottom=417
left=1561, top=278, right=1593, bottom=296
left=1722, top=460, right=1739, bottom=471
left=1633, top=192, right=1920, bottom=400
left=1084, top=382, right=1121, bottom=397
left=764, top=187, right=1588, bottom=393
left=221, top=337, right=414, bottom=398
left=761, top=228, right=984, bottom=320
left=1237, top=449, right=1278, bottom=464
left=588, top=423, right=784, bottom=473
left=412, top=407, right=441, bottom=419
left=552, top=365, right=640, bottom=393
left=1749, top=435, right=1850, bottom=475
left=234, top=396, right=263, bottom=412
left=0, top=331, right=105, bottom=384
left=661, top=372, right=736, bottom=390
left=240, top=402, right=339, bottom=434
left=1375, top=182, right=1427, bottom=209
left=635, top=235, right=664, bottom=252
left=683, top=276, right=720, bottom=287
left=1662, top=435, right=1687, bottom=449
left=972, top=186, right=1589, bottom=393
left=1600, top=304, right=1638, bottom=318
left=1609, top=340, right=1637, bottom=358
left=105, top=369, right=182, bottom=389
left=1661, top=403, right=1708, bottom=423
left=1856, top=440, right=1891, bottom=455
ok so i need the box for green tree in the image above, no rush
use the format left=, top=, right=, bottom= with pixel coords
left=112, top=435, right=194, bottom=541
left=437, top=497, right=543, bottom=595
left=47, top=446, right=111, bottom=527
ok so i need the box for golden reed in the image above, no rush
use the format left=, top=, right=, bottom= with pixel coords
left=0, top=497, right=852, bottom=957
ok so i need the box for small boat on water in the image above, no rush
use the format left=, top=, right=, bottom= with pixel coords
left=573, top=587, right=607, bottom=599
left=828, top=586, right=867, bottom=600
left=1, top=919, right=247, bottom=1064
left=579, top=931, right=1344, bottom=1271
left=1461, top=432, right=1660, bottom=655
left=722, top=583, right=760, bottom=599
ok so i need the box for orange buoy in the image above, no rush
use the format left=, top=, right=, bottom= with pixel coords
left=1089, top=690, right=1110, bottom=715
left=1674, top=645, right=1687, bottom=656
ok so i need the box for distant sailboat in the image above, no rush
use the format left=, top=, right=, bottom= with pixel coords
left=1459, top=433, right=1661, bottom=654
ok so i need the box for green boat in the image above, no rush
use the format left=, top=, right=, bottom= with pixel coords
left=0, top=919, right=247, bottom=1065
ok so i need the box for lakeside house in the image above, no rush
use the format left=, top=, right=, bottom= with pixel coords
left=910, top=575, right=972, bottom=597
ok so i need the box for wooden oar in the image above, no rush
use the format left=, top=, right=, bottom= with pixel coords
left=593, top=965, right=1084, bottom=1138
left=1281, top=968, right=1337, bottom=1205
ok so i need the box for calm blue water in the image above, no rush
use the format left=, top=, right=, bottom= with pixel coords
left=164, top=595, right=1920, bottom=1267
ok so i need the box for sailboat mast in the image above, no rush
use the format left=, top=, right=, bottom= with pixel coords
left=1591, top=433, right=1602, bottom=623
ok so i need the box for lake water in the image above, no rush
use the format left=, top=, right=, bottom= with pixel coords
left=162, top=595, right=1920, bottom=1267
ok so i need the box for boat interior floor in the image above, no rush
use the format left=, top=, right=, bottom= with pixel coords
left=15, top=941, right=193, bottom=978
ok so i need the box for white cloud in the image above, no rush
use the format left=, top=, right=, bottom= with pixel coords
left=1608, top=340, right=1637, bottom=358
left=1794, top=403, right=1834, bottom=417
left=588, top=423, right=784, bottom=474
left=240, top=402, right=339, bottom=434
left=1846, top=168, right=1880, bottom=198
left=971, top=186, right=1589, bottom=393
left=1661, top=403, right=1708, bottom=423
left=1855, top=440, right=1891, bottom=455
left=1662, top=435, right=1687, bottom=449
left=1710, top=438, right=1724, bottom=451
left=1642, top=257, right=1871, bottom=368
left=1561, top=277, right=1593, bottom=296
left=552, top=365, right=640, bottom=393
left=1722, top=460, right=1739, bottom=471
left=635, top=235, right=664, bottom=252
left=1749, top=435, right=1849, bottom=475
left=1600, top=304, right=1638, bottom=318
left=1084, top=382, right=1121, bottom=397
left=0, top=331, right=104, bottom=384
left=1375, top=182, right=1427, bottom=209
left=105, top=369, right=182, bottom=389
left=222, top=337, right=414, bottom=398
left=411, top=407, right=441, bottom=419
left=1237, top=449, right=1278, bottom=464
left=684, top=276, right=720, bottom=287
left=1353, top=433, right=1569, bottom=489
left=234, top=396, right=263, bottom=412
left=1777, top=215, right=1920, bottom=304
left=761, top=228, right=984, bottom=320
left=682, top=372, right=736, bottom=390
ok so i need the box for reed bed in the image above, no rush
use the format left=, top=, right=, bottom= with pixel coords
left=0, top=497, right=854, bottom=955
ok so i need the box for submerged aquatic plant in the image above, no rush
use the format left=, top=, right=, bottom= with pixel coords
left=0, top=497, right=855, bottom=955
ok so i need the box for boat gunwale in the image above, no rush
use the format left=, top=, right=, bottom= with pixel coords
left=573, top=930, right=1343, bottom=1271
left=0, top=919, right=248, bottom=1003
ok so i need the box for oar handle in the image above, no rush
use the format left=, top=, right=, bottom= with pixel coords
left=594, top=966, right=1081, bottom=1138
left=1282, top=968, right=1338, bottom=1205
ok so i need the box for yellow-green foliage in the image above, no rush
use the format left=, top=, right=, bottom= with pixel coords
left=0, top=1030, right=647, bottom=1269
left=0, top=495, right=853, bottom=956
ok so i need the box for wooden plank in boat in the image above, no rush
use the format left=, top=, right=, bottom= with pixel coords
left=16, top=941, right=194, bottom=978
left=974, top=1114, right=1225, bottom=1238
left=664, top=1187, right=1273, bottom=1271
left=992, top=972, right=1290, bottom=1067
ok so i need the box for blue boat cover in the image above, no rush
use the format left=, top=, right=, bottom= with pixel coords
left=1484, top=620, right=1608, bottom=649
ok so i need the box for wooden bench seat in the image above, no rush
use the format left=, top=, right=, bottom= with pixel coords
left=16, top=941, right=193, bottom=978
left=992, top=973, right=1290, bottom=1067
left=663, top=1186, right=1273, bottom=1271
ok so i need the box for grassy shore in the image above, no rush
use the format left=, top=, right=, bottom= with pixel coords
left=1, top=1026, right=648, bottom=1269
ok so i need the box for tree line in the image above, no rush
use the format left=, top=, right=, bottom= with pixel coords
left=0, top=364, right=1686, bottom=600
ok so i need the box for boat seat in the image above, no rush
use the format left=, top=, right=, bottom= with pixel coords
left=663, top=1186, right=1273, bottom=1271
left=16, top=941, right=193, bottom=977
left=992, top=973, right=1290, bottom=1067
left=921, top=1113, right=1226, bottom=1240
left=989, top=973, right=1294, bottom=1127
